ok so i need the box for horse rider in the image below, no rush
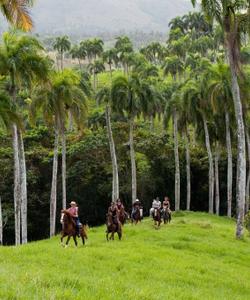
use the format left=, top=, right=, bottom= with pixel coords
left=150, top=197, right=161, bottom=217
left=132, top=198, right=141, bottom=219
left=108, top=201, right=119, bottom=225
left=162, top=196, right=171, bottom=214
left=116, top=199, right=124, bottom=212
left=67, top=201, right=80, bottom=236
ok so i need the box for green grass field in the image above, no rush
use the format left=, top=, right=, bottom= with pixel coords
left=0, top=212, right=249, bottom=300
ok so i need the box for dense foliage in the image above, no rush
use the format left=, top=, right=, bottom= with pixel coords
left=0, top=7, right=250, bottom=244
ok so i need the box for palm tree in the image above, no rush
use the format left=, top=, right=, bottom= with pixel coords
left=115, top=36, right=133, bottom=74
left=0, top=0, right=33, bottom=31
left=208, top=62, right=234, bottom=217
left=0, top=90, right=21, bottom=245
left=70, top=44, right=86, bottom=69
left=191, top=0, right=249, bottom=239
left=96, top=86, right=119, bottom=201
left=163, top=81, right=182, bottom=211
left=163, top=56, right=184, bottom=211
left=182, top=77, right=215, bottom=214
left=31, top=69, right=88, bottom=236
left=0, top=32, right=49, bottom=245
left=53, top=36, right=71, bottom=71
left=88, top=60, right=105, bottom=92
left=111, top=74, right=154, bottom=203
left=103, top=49, right=118, bottom=80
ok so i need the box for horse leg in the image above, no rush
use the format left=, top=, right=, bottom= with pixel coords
left=61, top=233, right=67, bottom=246
left=80, top=231, right=85, bottom=245
left=65, top=236, right=71, bottom=248
left=73, top=235, right=78, bottom=247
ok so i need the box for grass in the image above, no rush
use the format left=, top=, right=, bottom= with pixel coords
left=0, top=212, right=249, bottom=300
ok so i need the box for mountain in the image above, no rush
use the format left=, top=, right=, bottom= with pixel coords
left=31, top=0, right=194, bottom=35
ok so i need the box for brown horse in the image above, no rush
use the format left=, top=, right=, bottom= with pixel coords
left=162, top=208, right=171, bottom=224
left=118, top=207, right=129, bottom=225
left=152, top=208, right=162, bottom=228
left=60, top=210, right=88, bottom=247
left=106, top=212, right=122, bottom=241
left=131, top=207, right=142, bottom=225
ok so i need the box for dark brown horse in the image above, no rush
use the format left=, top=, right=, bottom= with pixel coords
left=152, top=208, right=162, bottom=228
left=106, top=212, right=122, bottom=241
left=131, top=207, right=142, bottom=225
left=162, top=208, right=171, bottom=224
left=118, top=207, right=129, bottom=225
left=60, top=210, right=88, bottom=247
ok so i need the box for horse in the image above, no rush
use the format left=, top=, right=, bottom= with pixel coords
left=131, top=207, right=142, bottom=225
left=162, top=208, right=171, bottom=224
left=106, top=212, right=122, bottom=241
left=60, top=210, right=88, bottom=247
left=118, top=207, right=129, bottom=225
left=152, top=208, right=162, bottom=228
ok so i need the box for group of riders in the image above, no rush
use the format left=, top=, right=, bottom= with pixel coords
left=64, top=196, right=172, bottom=235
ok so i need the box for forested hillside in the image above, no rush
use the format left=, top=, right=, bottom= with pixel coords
left=0, top=1, right=250, bottom=247
left=31, top=0, right=193, bottom=35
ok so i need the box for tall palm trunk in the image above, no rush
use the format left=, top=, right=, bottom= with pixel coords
left=93, top=72, right=97, bottom=92
left=12, top=123, right=21, bottom=245
left=226, top=41, right=246, bottom=238
left=61, top=126, right=67, bottom=210
left=18, top=130, right=27, bottom=244
left=173, top=108, right=180, bottom=211
left=225, top=110, right=233, bottom=217
left=105, top=105, right=119, bottom=201
left=202, top=114, right=214, bottom=213
left=109, top=64, right=113, bottom=81
left=184, top=130, right=191, bottom=211
left=60, top=51, right=63, bottom=71
left=50, top=128, right=59, bottom=237
left=246, top=129, right=250, bottom=212
left=214, top=141, right=220, bottom=216
left=129, top=118, right=137, bottom=203
left=0, top=196, right=2, bottom=245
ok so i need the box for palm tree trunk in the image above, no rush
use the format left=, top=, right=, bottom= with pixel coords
left=93, top=72, right=97, bottom=91
left=184, top=131, right=191, bottom=211
left=109, top=64, right=112, bottom=81
left=226, top=42, right=246, bottom=238
left=61, top=51, right=63, bottom=71
left=246, top=129, right=250, bottom=212
left=215, top=141, right=220, bottom=216
left=202, top=114, right=214, bottom=214
left=0, top=196, right=2, bottom=245
left=50, top=128, right=59, bottom=237
left=105, top=105, right=119, bottom=201
left=61, top=126, right=67, bottom=210
left=12, top=124, right=21, bottom=245
left=225, top=110, right=233, bottom=217
left=18, top=130, right=28, bottom=244
left=173, top=109, right=180, bottom=211
left=129, top=118, right=137, bottom=204
left=68, top=111, right=73, bottom=132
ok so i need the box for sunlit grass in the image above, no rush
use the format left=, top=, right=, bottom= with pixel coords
left=0, top=212, right=249, bottom=299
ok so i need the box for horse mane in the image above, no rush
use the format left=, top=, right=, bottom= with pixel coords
left=62, top=210, right=75, bottom=224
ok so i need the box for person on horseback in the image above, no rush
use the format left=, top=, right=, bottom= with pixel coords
left=162, top=196, right=171, bottom=213
left=132, top=199, right=141, bottom=219
left=116, top=199, right=124, bottom=212
left=150, top=197, right=161, bottom=217
left=67, top=201, right=80, bottom=236
left=108, top=201, right=119, bottom=225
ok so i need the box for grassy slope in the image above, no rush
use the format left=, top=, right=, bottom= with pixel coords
left=0, top=212, right=249, bottom=300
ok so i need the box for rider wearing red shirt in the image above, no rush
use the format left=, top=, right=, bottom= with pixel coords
left=67, top=201, right=80, bottom=235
